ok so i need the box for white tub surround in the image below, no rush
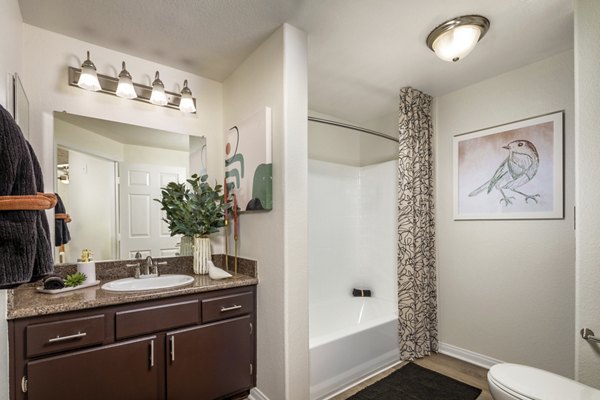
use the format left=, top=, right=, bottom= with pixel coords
left=309, top=297, right=399, bottom=399
left=308, top=156, right=399, bottom=399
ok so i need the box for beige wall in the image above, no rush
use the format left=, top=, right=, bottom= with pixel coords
left=55, top=117, right=189, bottom=168
left=435, top=50, right=576, bottom=377
left=358, top=132, right=396, bottom=166
left=361, top=111, right=397, bottom=138
left=575, top=0, right=600, bottom=388
left=308, top=111, right=361, bottom=166
left=55, top=118, right=125, bottom=161
left=0, top=0, right=22, bottom=110
left=0, top=1, right=22, bottom=398
left=308, top=110, right=397, bottom=167
left=356, top=111, right=398, bottom=166
left=223, top=24, right=309, bottom=400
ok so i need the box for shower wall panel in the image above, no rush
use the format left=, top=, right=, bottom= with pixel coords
left=308, top=159, right=398, bottom=307
left=308, top=160, right=360, bottom=307
left=358, top=160, right=398, bottom=303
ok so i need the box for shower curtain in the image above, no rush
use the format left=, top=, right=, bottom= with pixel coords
left=397, top=87, right=438, bottom=360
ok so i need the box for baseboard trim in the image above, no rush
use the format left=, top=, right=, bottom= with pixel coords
left=438, top=342, right=503, bottom=369
left=248, top=387, right=269, bottom=400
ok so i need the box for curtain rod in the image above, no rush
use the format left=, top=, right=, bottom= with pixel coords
left=308, top=116, right=399, bottom=143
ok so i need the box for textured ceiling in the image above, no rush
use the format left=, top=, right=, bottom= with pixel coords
left=19, top=0, right=573, bottom=124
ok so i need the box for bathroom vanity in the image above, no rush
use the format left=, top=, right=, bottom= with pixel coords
left=6, top=259, right=257, bottom=400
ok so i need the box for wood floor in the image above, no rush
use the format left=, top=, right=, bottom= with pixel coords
left=331, top=353, right=493, bottom=400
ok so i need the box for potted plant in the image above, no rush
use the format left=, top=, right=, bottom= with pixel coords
left=156, top=174, right=226, bottom=274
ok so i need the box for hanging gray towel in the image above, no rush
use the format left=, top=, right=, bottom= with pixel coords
left=54, top=193, right=71, bottom=247
left=0, top=105, right=54, bottom=288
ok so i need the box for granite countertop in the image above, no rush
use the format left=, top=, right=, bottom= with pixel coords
left=7, top=255, right=258, bottom=320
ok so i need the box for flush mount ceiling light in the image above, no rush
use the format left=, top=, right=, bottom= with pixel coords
left=116, top=61, right=137, bottom=99
left=77, top=51, right=101, bottom=91
left=179, top=80, right=197, bottom=113
left=150, top=71, right=168, bottom=106
left=426, top=15, right=490, bottom=62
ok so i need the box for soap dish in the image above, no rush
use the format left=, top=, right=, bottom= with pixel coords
left=36, top=280, right=100, bottom=294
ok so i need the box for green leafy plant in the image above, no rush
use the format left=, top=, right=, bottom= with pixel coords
left=64, top=272, right=87, bottom=287
left=155, top=174, right=227, bottom=237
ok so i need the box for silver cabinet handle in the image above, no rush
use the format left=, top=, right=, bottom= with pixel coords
left=170, top=336, right=175, bottom=362
left=220, top=305, right=242, bottom=312
left=48, top=331, right=87, bottom=343
left=149, top=340, right=155, bottom=368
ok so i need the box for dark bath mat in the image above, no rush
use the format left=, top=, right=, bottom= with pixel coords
left=348, top=362, right=482, bottom=400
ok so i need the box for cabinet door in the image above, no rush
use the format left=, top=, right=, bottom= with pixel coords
left=166, top=315, right=252, bottom=400
left=27, top=336, right=160, bottom=400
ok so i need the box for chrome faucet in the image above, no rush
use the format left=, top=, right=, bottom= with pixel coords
left=144, top=256, right=154, bottom=276
left=128, top=255, right=165, bottom=279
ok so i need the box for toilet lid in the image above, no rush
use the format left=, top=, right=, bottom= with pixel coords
left=488, top=363, right=600, bottom=400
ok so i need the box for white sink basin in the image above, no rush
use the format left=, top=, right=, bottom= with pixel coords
left=101, top=274, right=195, bottom=292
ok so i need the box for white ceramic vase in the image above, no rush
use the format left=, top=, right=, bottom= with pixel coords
left=193, top=236, right=212, bottom=275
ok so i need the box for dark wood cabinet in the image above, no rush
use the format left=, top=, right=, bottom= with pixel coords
left=166, top=316, right=253, bottom=400
left=27, top=336, right=160, bottom=400
left=9, top=286, right=256, bottom=400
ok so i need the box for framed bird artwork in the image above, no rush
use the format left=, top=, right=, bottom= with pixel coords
left=453, top=111, right=564, bottom=220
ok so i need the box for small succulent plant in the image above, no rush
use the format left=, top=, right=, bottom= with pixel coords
left=64, top=272, right=87, bottom=287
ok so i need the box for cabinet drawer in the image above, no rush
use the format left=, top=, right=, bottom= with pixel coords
left=26, top=315, right=105, bottom=358
left=116, top=300, right=199, bottom=340
left=202, top=292, right=254, bottom=323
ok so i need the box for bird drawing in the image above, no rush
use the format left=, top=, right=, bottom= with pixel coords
left=469, top=139, right=540, bottom=206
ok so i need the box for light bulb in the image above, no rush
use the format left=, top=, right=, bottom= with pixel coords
left=432, top=25, right=482, bottom=62
left=179, top=80, right=196, bottom=113
left=150, top=71, right=168, bottom=106
left=116, top=61, right=137, bottom=99
left=77, top=51, right=101, bottom=91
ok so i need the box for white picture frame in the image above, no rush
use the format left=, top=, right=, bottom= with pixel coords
left=453, top=111, right=564, bottom=220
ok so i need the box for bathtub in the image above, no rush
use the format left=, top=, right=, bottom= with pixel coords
left=309, top=296, right=400, bottom=399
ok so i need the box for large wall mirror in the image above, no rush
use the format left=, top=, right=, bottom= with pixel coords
left=53, top=112, right=207, bottom=263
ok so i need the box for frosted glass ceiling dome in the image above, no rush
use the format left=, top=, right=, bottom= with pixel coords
left=426, top=15, right=490, bottom=62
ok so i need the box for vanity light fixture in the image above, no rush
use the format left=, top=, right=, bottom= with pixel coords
left=179, top=80, right=197, bottom=113
left=426, top=15, right=490, bottom=62
left=116, top=61, right=137, bottom=99
left=149, top=71, right=168, bottom=106
left=67, top=65, right=196, bottom=113
left=77, top=51, right=102, bottom=91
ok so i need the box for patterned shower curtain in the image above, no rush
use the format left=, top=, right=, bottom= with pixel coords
left=397, top=87, right=438, bottom=360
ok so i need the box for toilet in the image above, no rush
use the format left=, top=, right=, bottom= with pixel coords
left=488, top=363, right=600, bottom=400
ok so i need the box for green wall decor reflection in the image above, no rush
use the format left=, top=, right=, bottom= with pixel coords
left=225, top=107, right=273, bottom=211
